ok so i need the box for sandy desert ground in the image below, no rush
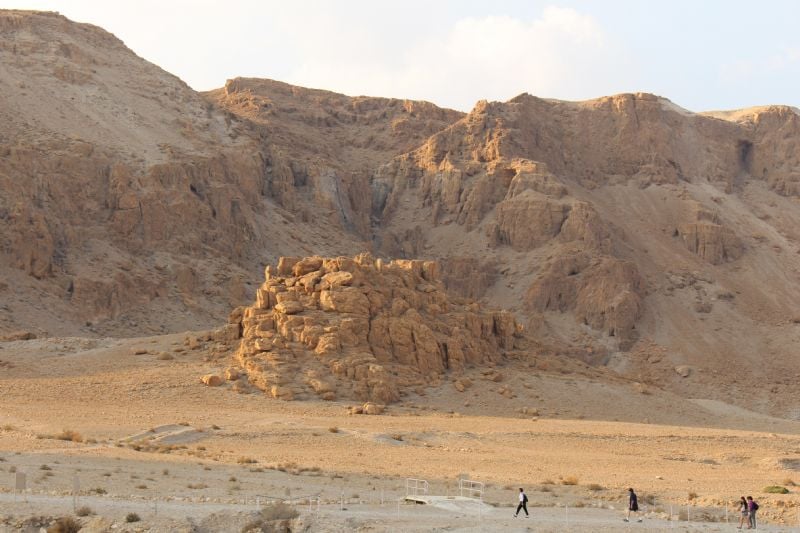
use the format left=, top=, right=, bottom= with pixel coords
left=1, top=334, right=799, bottom=531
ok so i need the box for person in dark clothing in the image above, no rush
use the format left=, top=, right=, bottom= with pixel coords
left=747, top=496, right=758, bottom=529
left=514, top=487, right=529, bottom=517
left=624, top=487, right=641, bottom=522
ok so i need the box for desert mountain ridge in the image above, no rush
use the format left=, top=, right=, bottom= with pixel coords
left=2, top=10, right=800, bottom=417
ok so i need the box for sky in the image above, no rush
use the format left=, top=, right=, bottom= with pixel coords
left=3, top=0, right=800, bottom=112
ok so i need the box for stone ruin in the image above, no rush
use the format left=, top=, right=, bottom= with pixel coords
left=224, top=253, right=524, bottom=404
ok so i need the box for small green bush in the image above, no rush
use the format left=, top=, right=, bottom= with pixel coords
left=764, top=485, right=790, bottom=494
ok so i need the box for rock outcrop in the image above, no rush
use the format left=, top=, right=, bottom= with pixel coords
left=227, top=254, right=523, bottom=403
left=525, top=252, right=644, bottom=349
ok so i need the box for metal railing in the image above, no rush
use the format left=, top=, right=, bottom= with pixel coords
left=459, top=479, right=484, bottom=500
left=405, top=478, right=429, bottom=498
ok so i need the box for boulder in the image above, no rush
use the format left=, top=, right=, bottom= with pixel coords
left=362, top=402, right=385, bottom=415
left=273, top=300, right=304, bottom=315
left=201, top=374, right=223, bottom=387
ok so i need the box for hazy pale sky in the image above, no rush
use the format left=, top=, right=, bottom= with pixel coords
left=4, top=0, right=800, bottom=112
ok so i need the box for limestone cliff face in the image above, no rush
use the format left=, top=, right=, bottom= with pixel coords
left=0, top=11, right=458, bottom=335
left=6, top=10, right=800, bottom=411
left=228, top=254, right=522, bottom=403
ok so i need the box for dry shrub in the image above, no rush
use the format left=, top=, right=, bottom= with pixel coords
left=242, top=502, right=300, bottom=532
left=125, top=512, right=140, bottom=522
left=541, top=479, right=555, bottom=485
left=764, top=485, right=789, bottom=494
left=187, top=483, right=208, bottom=489
left=237, top=456, right=257, bottom=464
left=328, top=426, right=339, bottom=433
left=46, top=517, right=81, bottom=533
left=76, top=506, right=93, bottom=516
left=56, top=429, right=83, bottom=442
left=586, top=483, right=603, bottom=491
left=157, top=353, right=174, bottom=360
left=561, top=476, right=579, bottom=486
left=688, top=491, right=698, bottom=500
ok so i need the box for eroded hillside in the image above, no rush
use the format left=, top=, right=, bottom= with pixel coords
left=2, top=10, right=800, bottom=416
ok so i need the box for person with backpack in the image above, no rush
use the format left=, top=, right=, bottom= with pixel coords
left=737, top=496, right=749, bottom=529
left=514, top=487, right=529, bottom=517
left=624, top=487, right=642, bottom=522
left=747, top=496, right=759, bottom=529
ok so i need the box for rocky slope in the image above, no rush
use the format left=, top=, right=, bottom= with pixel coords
left=0, top=10, right=453, bottom=337
left=3, top=10, right=800, bottom=415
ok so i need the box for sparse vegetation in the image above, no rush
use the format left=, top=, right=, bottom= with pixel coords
left=561, top=476, right=579, bottom=486
left=688, top=491, right=698, bottom=500
left=764, top=485, right=790, bottom=494
left=328, top=426, right=339, bottom=433
left=541, top=479, right=555, bottom=485
left=40, top=464, right=52, bottom=470
left=89, top=487, right=107, bottom=495
left=162, top=469, right=169, bottom=476
left=237, top=456, right=257, bottom=464
left=46, top=516, right=81, bottom=533
left=76, top=505, right=93, bottom=516
left=135, top=484, right=148, bottom=489
left=125, top=512, right=141, bottom=523
left=187, top=483, right=208, bottom=489
left=586, top=483, right=604, bottom=491
left=55, top=429, right=83, bottom=442
left=241, top=502, right=299, bottom=532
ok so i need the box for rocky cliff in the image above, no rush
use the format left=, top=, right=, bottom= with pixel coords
left=3, top=10, right=800, bottom=414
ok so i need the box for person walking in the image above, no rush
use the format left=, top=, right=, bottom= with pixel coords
left=624, top=487, right=641, bottom=522
left=513, top=487, right=529, bottom=517
left=737, top=496, right=749, bottom=529
left=747, top=496, right=759, bottom=529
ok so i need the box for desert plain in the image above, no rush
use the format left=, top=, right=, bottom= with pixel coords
left=1, top=333, right=800, bottom=531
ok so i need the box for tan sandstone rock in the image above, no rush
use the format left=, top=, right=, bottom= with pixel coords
left=227, top=254, right=523, bottom=404
left=201, top=374, right=223, bottom=387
